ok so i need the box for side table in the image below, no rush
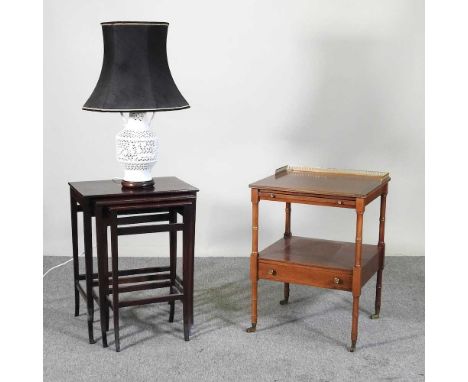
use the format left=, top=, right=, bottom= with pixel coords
left=246, top=166, right=390, bottom=352
left=69, top=177, right=198, bottom=347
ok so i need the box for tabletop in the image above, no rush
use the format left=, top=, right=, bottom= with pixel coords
left=69, top=177, right=199, bottom=199
left=249, top=166, right=390, bottom=198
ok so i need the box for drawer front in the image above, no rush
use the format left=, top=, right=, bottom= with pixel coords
left=258, top=191, right=355, bottom=208
left=258, top=261, right=352, bottom=291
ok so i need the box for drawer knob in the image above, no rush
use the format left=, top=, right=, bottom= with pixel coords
left=268, top=269, right=277, bottom=276
left=337, top=200, right=343, bottom=205
left=270, top=193, right=275, bottom=198
left=334, top=277, right=341, bottom=284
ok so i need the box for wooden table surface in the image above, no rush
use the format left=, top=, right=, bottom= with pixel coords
left=69, top=177, right=198, bottom=199
left=250, top=166, right=390, bottom=198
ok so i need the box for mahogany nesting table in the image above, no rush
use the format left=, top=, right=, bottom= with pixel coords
left=69, top=177, right=198, bottom=350
left=246, top=166, right=390, bottom=352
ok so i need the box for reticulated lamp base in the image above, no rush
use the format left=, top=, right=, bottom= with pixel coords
left=116, top=111, right=159, bottom=189
left=121, top=179, right=155, bottom=189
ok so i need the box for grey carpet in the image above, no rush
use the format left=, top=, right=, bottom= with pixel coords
left=43, top=256, right=424, bottom=382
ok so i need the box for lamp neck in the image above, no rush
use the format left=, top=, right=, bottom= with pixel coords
left=120, top=112, right=155, bottom=130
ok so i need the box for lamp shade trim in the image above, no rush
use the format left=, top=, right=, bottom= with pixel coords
left=82, top=105, right=190, bottom=112
left=101, top=21, right=169, bottom=26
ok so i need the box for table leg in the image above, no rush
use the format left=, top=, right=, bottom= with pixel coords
left=182, top=203, right=194, bottom=341
left=70, top=191, right=80, bottom=317
left=95, top=205, right=109, bottom=347
left=168, top=209, right=177, bottom=323
left=371, top=186, right=388, bottom=319
left=350, top=199, right=364, bottom=352
left=110, top=213, right=121, bottom=352
left=281, top=202, right=291, bottom=305
left=189, top=200, right=196, bottom=328
left=350, top=296, right=360, bottom=352
left=281, top=283, right=290, bottom=306
left=247, top=189, right=259, bottom=333
left=83, top=204, right=96, bottom=344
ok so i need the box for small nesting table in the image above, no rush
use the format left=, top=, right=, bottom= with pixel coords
left=246, top=166, right=390, bottom=352
left=69, top=177, right=198, bottom=350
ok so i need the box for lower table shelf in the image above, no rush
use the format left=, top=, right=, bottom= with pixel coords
left=258, top=236, right=380, bottom=291
left=77, top=266, right=184, bottom=309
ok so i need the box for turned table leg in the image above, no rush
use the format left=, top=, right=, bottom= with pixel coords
left=350, top=199, right=364, bottom=352
left=247, top=189, right=259, bottom=333
left=371, top=185, right=388, bottom=319
left=280, top=202, right=291, bottom=305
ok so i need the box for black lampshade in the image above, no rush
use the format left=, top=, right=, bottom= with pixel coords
left=83, top=22, right=189, bottom=112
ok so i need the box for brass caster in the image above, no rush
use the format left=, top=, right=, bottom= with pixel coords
left=246, top=323, right=257, bottom=333
left=280, top=299, right=289, bottom=305
left=370, top=313, right=380, bottom=319
left=349, top=342, right=356, bottom=352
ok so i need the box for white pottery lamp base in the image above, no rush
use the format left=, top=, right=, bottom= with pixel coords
left=116, top=112, right=159, bottom=188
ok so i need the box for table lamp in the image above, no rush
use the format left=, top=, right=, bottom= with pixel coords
left=83, top=21, right=189, bottom=188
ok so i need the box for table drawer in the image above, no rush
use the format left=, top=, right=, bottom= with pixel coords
left=258, top=261, right=352, bottom=291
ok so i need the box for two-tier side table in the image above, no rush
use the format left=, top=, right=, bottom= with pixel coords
left=246, top=166, right=390, bottom=352
left=69, top=177, right=198, bottom=349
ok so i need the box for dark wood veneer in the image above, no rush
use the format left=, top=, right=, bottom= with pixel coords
left=69, top=177, right=198, bottom=350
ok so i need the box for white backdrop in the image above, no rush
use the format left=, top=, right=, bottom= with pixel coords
left=44, top=0, right=424, bottom=257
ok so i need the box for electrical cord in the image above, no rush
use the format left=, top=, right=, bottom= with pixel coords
left=43, top=250, right=85, bottom=278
